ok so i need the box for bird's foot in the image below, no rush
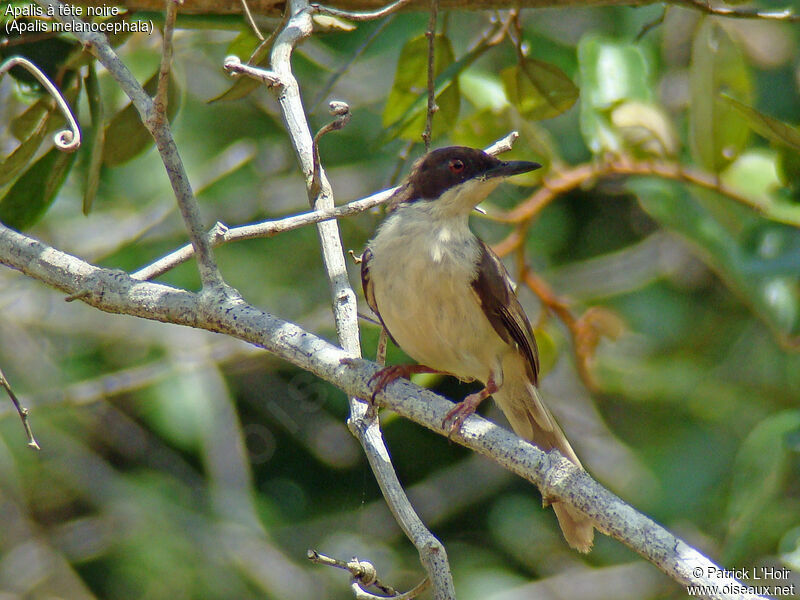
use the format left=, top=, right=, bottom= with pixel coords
left=442, top=377, right=498, bottom=438
left=368, top=364, right=444, bottom=401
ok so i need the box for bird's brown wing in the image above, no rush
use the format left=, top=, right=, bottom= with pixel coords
left=470, top=240, right=540, bottom=385
left=473, top=241, right=593, bottom=552
left=360, top=247, right=398, bottom=345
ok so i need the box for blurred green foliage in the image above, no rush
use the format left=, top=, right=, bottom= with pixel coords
left=1, top=1, right=800, bottom=598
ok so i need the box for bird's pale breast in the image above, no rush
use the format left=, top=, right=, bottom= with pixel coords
left=367, top=205, right=508, bottom=382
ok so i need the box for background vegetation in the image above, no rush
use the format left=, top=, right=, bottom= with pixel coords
left=1, top=0, right=799, bottom=597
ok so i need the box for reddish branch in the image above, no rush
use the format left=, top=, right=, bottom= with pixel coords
left=491, top=157, right=757, bottom=390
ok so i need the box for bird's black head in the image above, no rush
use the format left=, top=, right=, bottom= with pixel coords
left=388, top=146, right=541, bottom=210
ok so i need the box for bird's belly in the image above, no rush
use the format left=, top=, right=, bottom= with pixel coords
left=372, top=247, right=506, bottom=382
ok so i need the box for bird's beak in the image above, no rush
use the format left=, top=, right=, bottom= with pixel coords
left=484, top=160, right=542, bottom=179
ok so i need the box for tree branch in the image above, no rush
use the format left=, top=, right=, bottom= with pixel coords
left=33, top=0, right=226, bottom=290
left=0, top=221, right=769, bottom=600
left=225, top=1, right=456, bottom=596
left=675, top=0, right=799, bottom=21
left=153, top=0, right=179, bottom=125
left=421, top=0, right=439, bottom=150
left=0, top=366, right=40, bottom=450
left=69, top=0, right=800, bottom=21
left=310, top=0, right=416, bottom=21
left=494, top=157, right=798, bottom=226
left=131, top=132, right=519, bottom=281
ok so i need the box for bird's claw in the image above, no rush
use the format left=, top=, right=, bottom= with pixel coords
left=442, top=402, right=475, bottom=438
left=368, top=365, right=409, bottom=401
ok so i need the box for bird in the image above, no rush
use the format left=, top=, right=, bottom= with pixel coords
left=360, top=145, right=594, bottom=552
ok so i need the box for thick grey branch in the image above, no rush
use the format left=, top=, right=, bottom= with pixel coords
left=0, top=223, right=768, bottom=600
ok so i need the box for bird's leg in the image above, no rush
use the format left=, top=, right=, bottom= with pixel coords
left=442, top=375, right=499, bottom=437
left=369, top=364, right=448, bottom=401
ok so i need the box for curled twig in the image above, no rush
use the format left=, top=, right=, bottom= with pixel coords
left=0, top=56, right=81, bottom=152
left=0, top=367, right=40, bottom=450
left=308, top=550, right=430, bottom=600
left=311, top=100, right=351, bottom=196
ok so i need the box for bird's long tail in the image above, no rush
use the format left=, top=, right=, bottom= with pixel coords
left=492, top=357, right=595, bottom=553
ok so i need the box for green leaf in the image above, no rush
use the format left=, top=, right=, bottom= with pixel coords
left=0, top=146, right=77, bottom=230
left=577, top=36, right=652, bottom=155
left=610, top=100, right=678, bottom=158
left=722, top=94, right=800, bottom=154
left=0, top=105, right=49, bottom=187
left=10, top=97, right=51, bottom=141
left=500, top=58, right=578, bottom=121
left=501, top=57, right=577, bottom=121
left=777, top=147, right=800, bottom=193
left=629, top=178, right=800, bottom=338
left=460, top=70, right=509, bottom=112
left=382, top=33, right=459, bottom=142
left=102, top=71, right=181, bottom=167
left=689, top=19, right=753, bottom=172
left=226, top=30, right=260, bottom=61
left=83, top=64, right=105, bottom=215
left=725, top=411, right=800, bottom=562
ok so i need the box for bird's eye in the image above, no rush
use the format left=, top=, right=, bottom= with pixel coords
left=449, top=159, right=465, bottom=173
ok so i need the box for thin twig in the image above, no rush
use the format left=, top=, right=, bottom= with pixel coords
left=311, top=15, right=393, bottom=112
left=153, top=0, right=180, bottom=126
left=387, top=140, right=415, bottom=187
left=636, top=5, right=667, bottom=40
left=350, top=578, right=430, bottom=600
left=248, top=0, right=290, bottom=64
left=0, top=367, right=40, bottom=450
left=223, top=55, right=281, bottom=85
left=33, top=0, right=225, bottom=290
left=0, top=56, right=81, bottom=152
left=496, top=158, right=791, bottom=225
left=310, top=0, right=415, bottom=22
left=131, top=133, right=519, bottom=281
left=421, top=0, right=439, bottom=150
left=483, top=130, right=518, bottom=156
left=677, top=0, right=799, bottom=21
left=240, top=0, right=265, bottom=40
left=311, top=101, right=351, bottom=197
left=236, top=2, right=454, bottom=596
left=491, top=153, right=799, bottom=385
left=132, top=191, right=389, bottom=280
left=520, top=268, right=598, bottom=392
left=308, top=550, right=429, bottom=599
